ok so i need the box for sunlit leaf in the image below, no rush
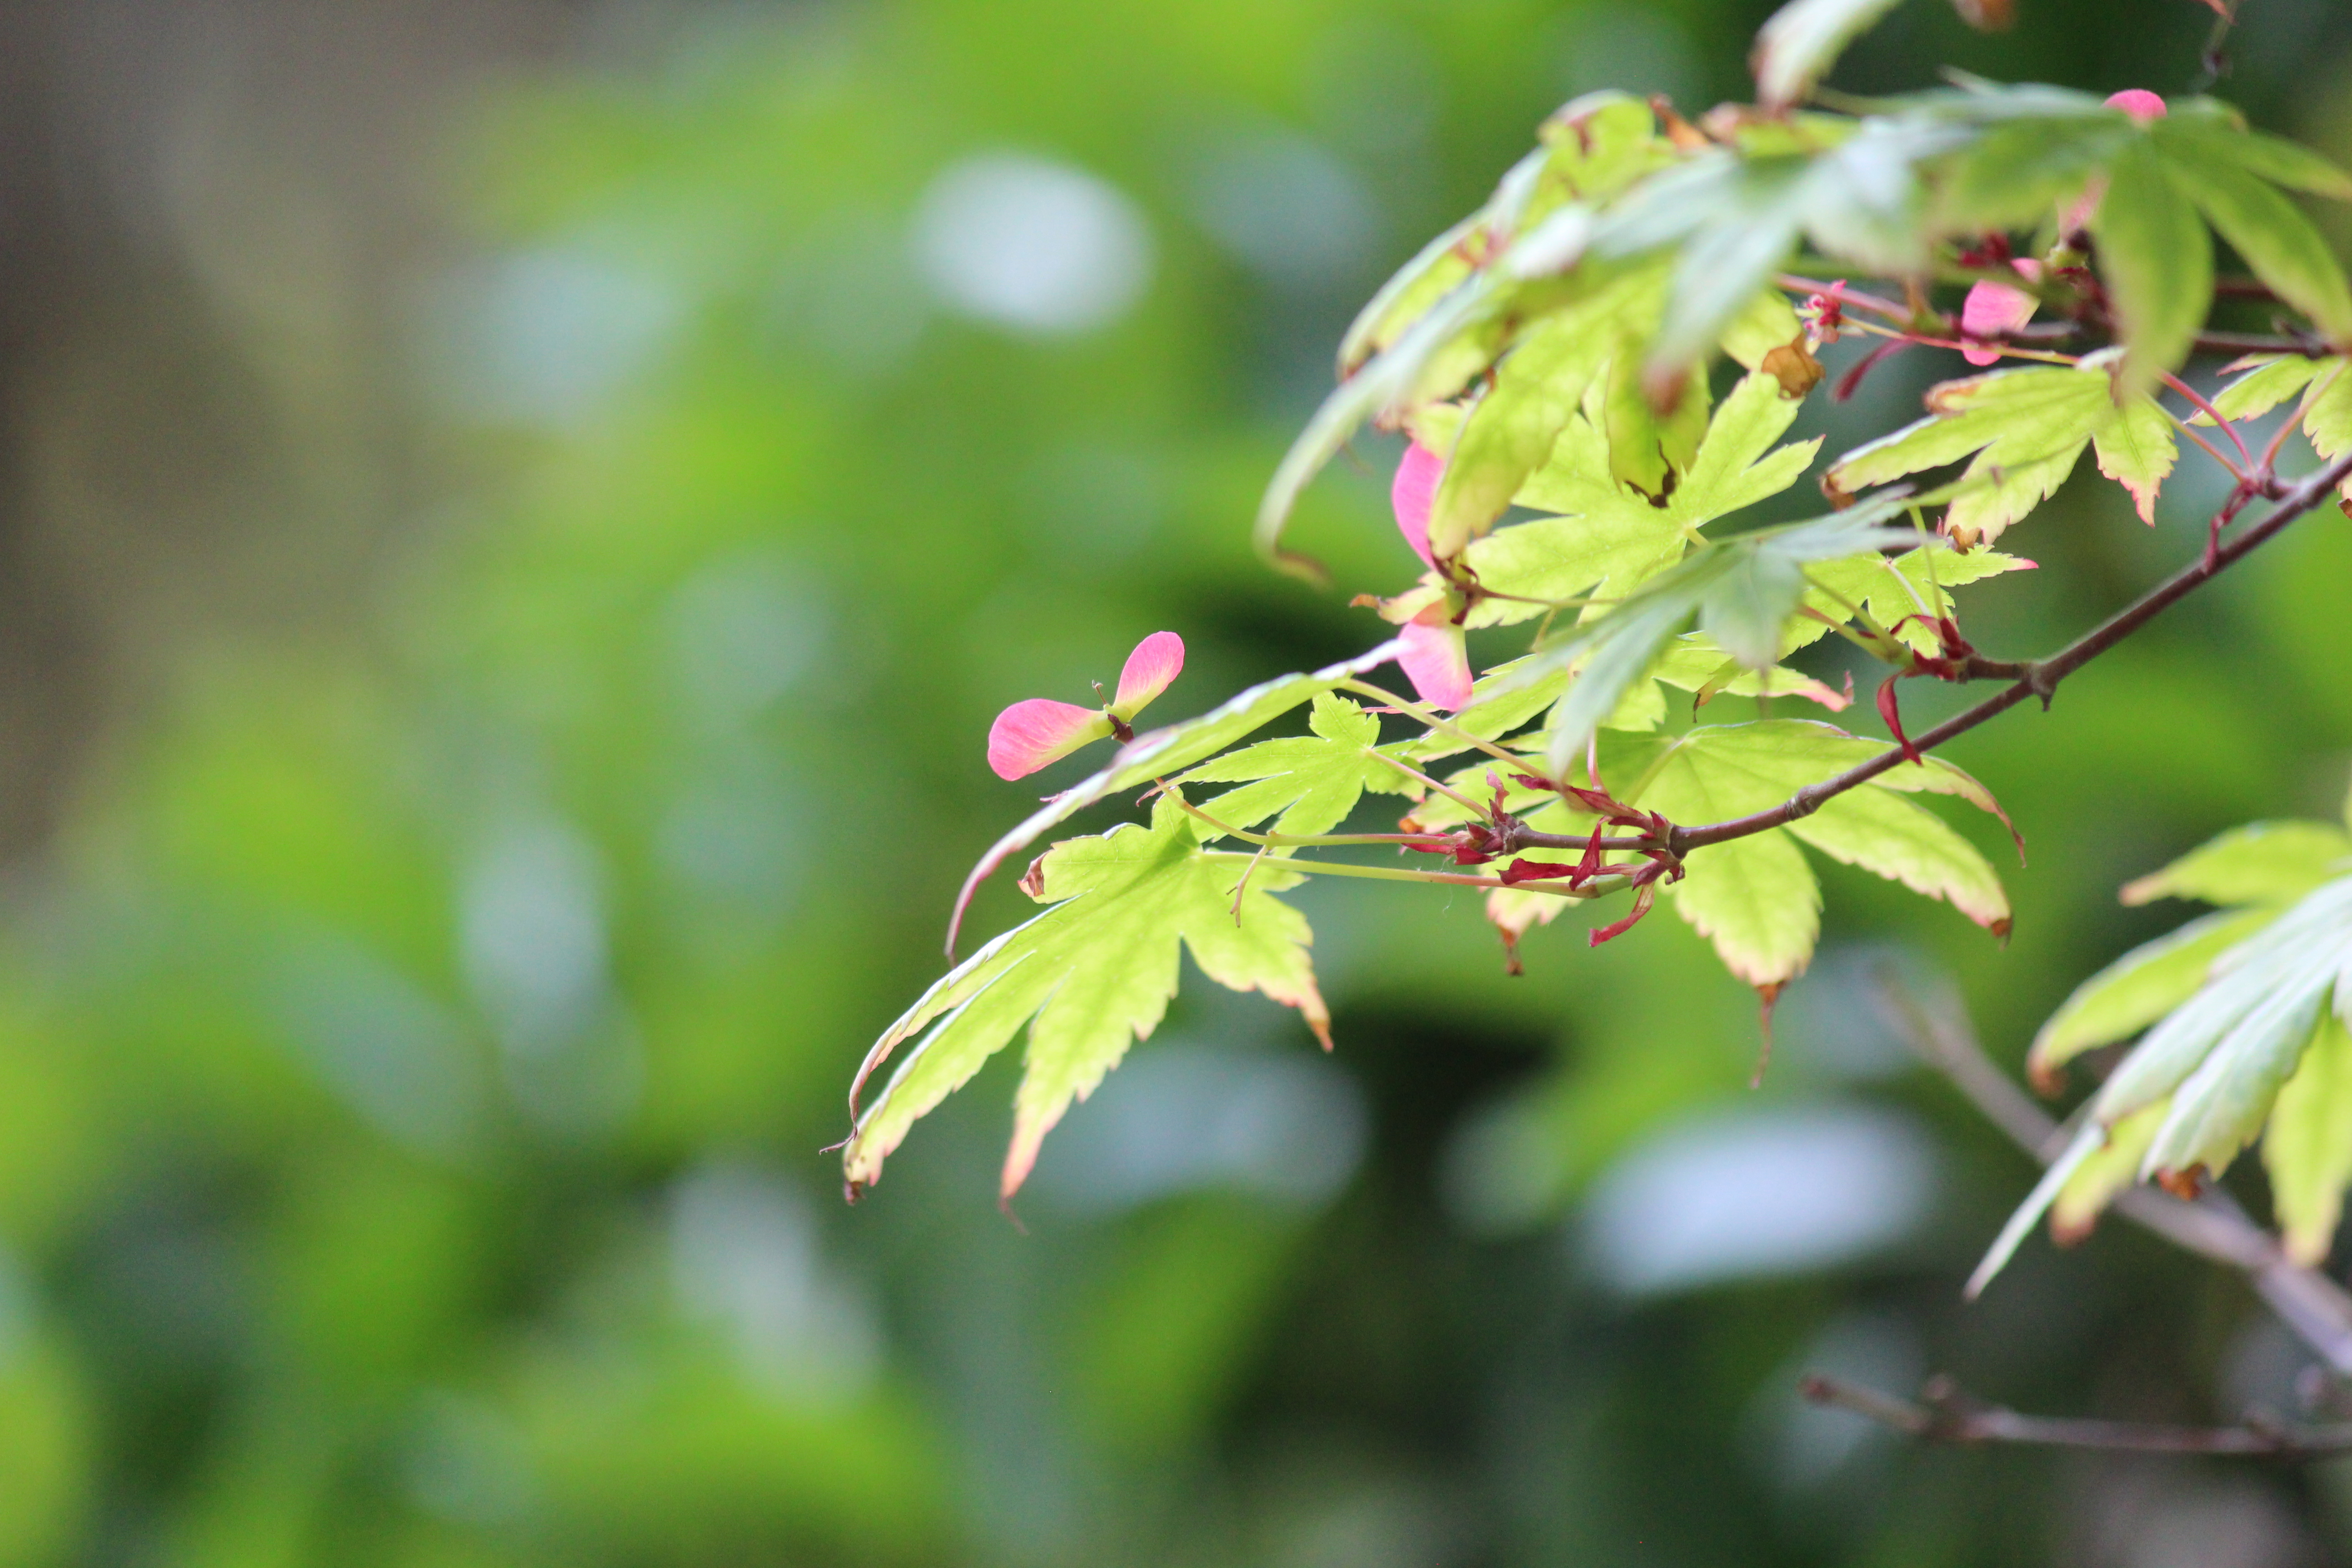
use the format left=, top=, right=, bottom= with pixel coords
left=1825, top=358, right=2175, bottom=543
left=2090, top=137, right=2212, bottom=401
left=2028, top=906, right=2278, bottom=1084
left=2264, top=1011, right=2352, bottom=1265
left=1177, top=694, right=1417, bottom=841
left=948, top=643, right=1402, bottom=955
left=1499, top=503, right=1914, bottom=776
left=847, top=798, right=1328, bottom=1200
left=1625, top=720, right=2012, bottom=983
left=2050, top=1100, right=2168, bottom=1246
left=1426, top=269, right=1664, bottom=559
left=2120, top=820, right=2352, bottom=907
left=1465, top=369, right=1821, bottom=629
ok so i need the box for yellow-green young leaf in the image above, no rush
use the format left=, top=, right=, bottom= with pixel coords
left=2050, top=1099, right=2170, bottom=1246
left=2156, top=131, right=2352, bottom=344
left=1460, top=416, right=1687, bottom=627
left=1426, top=272, right=1661, bottom=559
left=2203, top=353, right=2332, bottom=422
left=1177, top=693, right=1416, bottom=841
left=2090, top=137, right=2213, bottom=402
left=1795, top=543, right=2035, bottom=656
left=2089, top=390, right=2178, bottom=525
left=1600, top=330, right=1711, bottom=499
left=2141, top=964, right=2335, bottom=1185
left=1465, top=369, right=1820, bottom=628
left=2302, top=358, right=2352, bottom=473
left=1750, top=0, right=1909, bottom=112
left=847, top=798, right=1328, bottom=1200
left=2092, top=880, right=2352, bottom=1131
left=2027, top=906, right=2280, bottom=1086
left=2200, top=355, right=2352, bottom=500
left=950, top=642, right=1402, bottom=960
left=2119, top=820, right=2352, bottom=907
left=1628, top=720, right=2012, bottom=983
left=1664, top=827, right=1823, bottom=988
left=1515, top=506, right=1917, bottom=774
left=2264, top=1010, right=2352, bottom=1265
left=1400, top=633, right=1844, bottom=767
left=1824, top=360, right=2175, bottom=543
left=1782, top=784, right=2010, bottom=933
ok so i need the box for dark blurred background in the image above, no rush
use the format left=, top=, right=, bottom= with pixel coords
left=0, top=0, right=2350, bottom=1563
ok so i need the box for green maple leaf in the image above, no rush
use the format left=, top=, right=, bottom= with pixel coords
left=2265, top=1012, right=2352, bottom=1266
left=1422, top=268, right=1671, bottom=560
left=1260, top=95, right=1678, bottom=571
left=1176, top=693, right=1418, bottom=840
left=1938, top=95, right=2352, bottom=397
left=949, top=642, right=1400, bottom=956
left=846, top=797, right=1329, bottom=1202
left=1463, top=369, right=1823, bottom=625
left=1977, top=806, right=2352, bottom=1295
left=1823, top=357, right=2178, bottom=544
left=2200, top=354, right=2352, bottom=499
left=1476, top=501, right=1920, bottom=777
left=1793, top=539, right=2035, bottom=655
left=2028, top=816, right=2352, bottom=1087
left=1612, top=720, right=2012, bottom=987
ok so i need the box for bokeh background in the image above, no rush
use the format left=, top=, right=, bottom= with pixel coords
left=2, top=0, right=2352, bottom=1564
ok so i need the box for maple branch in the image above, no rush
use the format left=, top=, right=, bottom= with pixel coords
left=1669, top=445, right=2352, bottom=857
left=1800, top=1374, right=2352, bottom=1458
left=1875, top=973, right=2352, bottom=1376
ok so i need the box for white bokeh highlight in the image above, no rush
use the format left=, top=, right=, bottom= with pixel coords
left=912, top=152, right=1153, bottom=335
left=1580, top=1103, right=1936, bottom=1295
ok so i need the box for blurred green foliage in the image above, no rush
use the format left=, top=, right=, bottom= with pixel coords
left=4, top=0, right=2352, bottom=1564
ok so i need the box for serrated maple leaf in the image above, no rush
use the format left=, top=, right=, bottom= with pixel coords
left=1177, top=693, right=1418, bottom=841
left=1463, top=368, right=1825, bottom=626
left=1605, top=720, right=2013, bottom=985
left=847, top=796, right=1330, bottom=1203
left=1978, top=808, right=2352, bottom=1293
left=1824, top=357, right=2177, bottom=544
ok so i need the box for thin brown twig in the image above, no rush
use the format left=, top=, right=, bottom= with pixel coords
left=1800, top=1374, right=2352, bottom=1458
left=1668, top=446, right=2352, bottom=857
left=1873, top=972, right=2352, bottom=1376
